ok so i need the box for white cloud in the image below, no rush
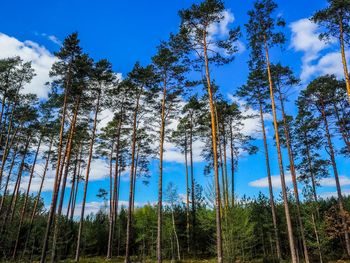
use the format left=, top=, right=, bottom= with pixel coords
left=0, top=33, right=57, bottom=99
left=290, top=18, right=349, bottom=82
left=320, top=189, right=350, bottom=199
left=249, top=173, right=293, bottom=188
left=320, top=175, right=350, bottom=187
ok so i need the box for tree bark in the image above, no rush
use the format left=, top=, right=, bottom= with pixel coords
left=320, top=102, right=350, bottom=256
left=277, top=88, right=310, bottom=263
left=258, top=102, right=282, bottom=260
left=52, top=95, right=81, bottom=262
left=75, top=91, right=101, bottom=262
left=264, top=38, right=297, bottom=263
left=157, top=83, right=167, bottom=263
left=203, top=31, right=223, bottom=263
left=22, top=136, right=53, bottom=259
left=339, top=18, right=350, bottom=105
left=184, top=131, right=190, bottom=254
left=40, top=82, right=69, bottom=263
left=125, top=92, right=141, bottom=263
left=12, top=135, right=42, bottom=259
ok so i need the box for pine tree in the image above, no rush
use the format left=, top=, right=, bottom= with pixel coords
left=311, top=0, right=350, bottom=104
left=245, top=1, right=298, bottom=261
left=173, top=1, right=240, bottom=261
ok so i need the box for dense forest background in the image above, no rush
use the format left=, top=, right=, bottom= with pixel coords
left=0, top=0, right=350, bottom=262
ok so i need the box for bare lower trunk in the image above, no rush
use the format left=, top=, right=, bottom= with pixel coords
left=184, top=131, right=190, bottom=254
left=125, top=93, right=141, bottom=263
left=189, top=114, right=196, bottom=245
left=157, top=85, right=167, bottom=263
left=12, top=136, right=42, bottom=259
left=203, top=31, right=223, bottom=263
left=277, top=89, right=309, bottom=263
left=171, top=209, right=181, bottom=261
left=22, top=136, right=53, bottom=259
left=107, top=142, right=115, bottom=259
left=259, top=102, right=281, bottom=260
left=264, top=38, right=297, bottom=263
left=52, top=97, right=81, bottom=262
left=321, top=102, right=350, bottom=256
left=311, top=213, right=323, bottom=263
left=40, top=85, right=69, bottom=263
left=75, top=92, right=101, bottom=262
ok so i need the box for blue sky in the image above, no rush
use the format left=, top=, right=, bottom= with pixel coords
left=1, top=0, right=349, bottom=215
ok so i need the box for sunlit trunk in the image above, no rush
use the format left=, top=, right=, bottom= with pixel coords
left=264, top=37, right=297, bottom=263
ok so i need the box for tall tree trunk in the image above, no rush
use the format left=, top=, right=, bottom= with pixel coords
left=0, top=104, right=18, bottom=188
left=0, top=138, right=20, bottom=213
left=222, top=122, right=229, bottom=209
left=215, top=107, right=226, bottom=212
left=125, top=92, right=141, bottom=263
left=258, top=102, right=282, bottom=260
left=229, top=121, right=235, bottom=206
left=171, top=208, right=181, bottom=261
left=1, top=136, right=31, bottom=235
left=40, top=83, right=69, bottom=263
left=333, top=103, right=350, bottom=153
left=107, top=141, right=115, bottom=259
left=203, top=31, right=223, bottom=263
left=70, top=143, right=83, bottom=222
left=52, top=96, right=81, bottom=262
left=75, top=91, right=101, bottom=262
left=320, top=102, right=350, bottom=256
left=264, top=38, right=297, bottom=263
left=22, top=136, right=53, bottom=259
left=66, top=155, right=78, bottom=218
left=157, top=84, right=167, bottom=263
left=189, top=113, right=196, bottom=245
left=184, top=131, right=190, bottom=254
left=131, top=142, right=140, bottom=213
left=311, top=212, right=323, bottom=263
left=277, top=89, right=310, bottom=263
left=12, top=135, right=42, bottom=259
left=339, top=19, right=350, bottom=105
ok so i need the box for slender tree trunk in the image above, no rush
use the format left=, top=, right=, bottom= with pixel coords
left=277, top=89, right=310, bottom=263
left=125, top=92, right=141, bottom=263
left=203, top=32, right=223, bottom=263
left=12, top=135, right=42, bottom=259
left=40, top=83, right=69, bottom=263
left=333, top=104, right=350, bottom=153
left=0, top=138, right=19, bottom=213
left=339, top=19, right=350, bottom=105
left=304, top=131, right=320, bottom=217
left=71, top=143, right=82, bottom=222
left=131, top=142, right=140, bottom=213
left=171, top=208, right=181, bottom=261
left=107, top=141, right=115, bottom=260
left=184, top=131, right=190, bottom=254
left=75, top=91, right=101, bottom=262
left=264, top=38, right=297, bottom=263
left=157, top=84, right=167, bottom=263
left=22, top=136, right=53, bottom=259
left=222, top=122, right=229, bottom=209
left=216, top=107, right=226, bottom=212
left=52, top=96, right=81, bottom=262
left=229, top=121, right=235, bottom=206
left=258, top=102, right=282, bottom=260
left=189, top=113, right=196, bottom=245
left=320, top=102, right=350, bottom=256
left=66, top=156, right=78, bottom=218
left=311, top=212, right=323, bottom=263
left=0, top=103, right=18, bottom=188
